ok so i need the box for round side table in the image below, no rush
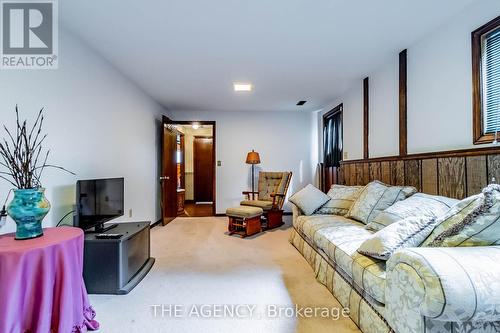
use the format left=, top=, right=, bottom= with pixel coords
left=0, top=227, right=99, bottom=332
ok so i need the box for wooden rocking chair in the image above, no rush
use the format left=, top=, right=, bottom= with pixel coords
left=241, top=171, right=292, bottom=229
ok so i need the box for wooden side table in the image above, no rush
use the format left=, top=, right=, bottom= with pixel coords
left=265, top=209, right=284, bottom=230
left=0, top=227, right=99, bottom=332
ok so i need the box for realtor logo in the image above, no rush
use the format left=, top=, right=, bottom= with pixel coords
left=1, top=0, right=58, bottom=69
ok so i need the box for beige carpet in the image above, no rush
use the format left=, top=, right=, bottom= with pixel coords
left=89, top=216, right=360, bottom=333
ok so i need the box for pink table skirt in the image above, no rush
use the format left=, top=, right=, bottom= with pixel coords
left=0, top=227, right=99, bottom=333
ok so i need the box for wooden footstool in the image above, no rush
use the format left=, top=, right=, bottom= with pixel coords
left=226, top=206, right=263, bottom=238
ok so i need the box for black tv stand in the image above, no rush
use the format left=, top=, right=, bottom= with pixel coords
left=83, top=222, right=154, bottom=294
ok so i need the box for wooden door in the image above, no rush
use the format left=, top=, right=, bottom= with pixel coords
left=193, top=136, right=214, bottom=202
left=161, top=116, right=178, bottom=225
left=179, top=134, right=185, bottom=189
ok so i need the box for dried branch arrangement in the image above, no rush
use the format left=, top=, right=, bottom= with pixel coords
left=0, top=106, right=74, bottom=189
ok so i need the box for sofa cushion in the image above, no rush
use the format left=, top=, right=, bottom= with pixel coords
left=366, top=193, right=458, bottom=232
left=347, top=181, right=416, bottom=224
left=293, top=214, right=387, bottom=304
left=351, top=252, right=387, bottom=304
left=240, top=200, right=274, bottom=210
left=316, top=185, right=364, bottom=216
left=289, top=184, right=330, bottom=216
left=422, top=184, right=500, bottom=247
left=358, top=216, right=438, bottom=260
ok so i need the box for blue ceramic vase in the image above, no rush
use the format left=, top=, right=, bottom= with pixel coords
left=7, top=188, right=51, bottom=240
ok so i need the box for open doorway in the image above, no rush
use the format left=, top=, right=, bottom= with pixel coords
left=161, top=117, right=215, bottom=224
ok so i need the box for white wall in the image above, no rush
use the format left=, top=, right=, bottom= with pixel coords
left=318, top=0, right=500, bottom=160
left=370, top=59, right=399, bottom=157
left=407, top=0, right=500, bottom=153
left=168, top=110, right=316, bottom=213
left=0, top=29, right=164, bottom=235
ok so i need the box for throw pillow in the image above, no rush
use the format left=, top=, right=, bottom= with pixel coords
left=346, top=180, right=416, bottom=224
left=316, top=185, right=364, bottom=216
left=421, top=184, right=500, bottom=247
left=365, top=193, right=459, bottom=232
left=358, top=216, right=438, bottom=260
left=289, top=184, right=331, bottom=216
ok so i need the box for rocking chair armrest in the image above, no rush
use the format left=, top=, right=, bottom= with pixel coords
left=270, top=193, right=286, bottom=209
left=242, top=191, right=259, bottom=200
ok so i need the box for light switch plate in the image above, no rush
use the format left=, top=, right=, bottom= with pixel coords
left=217, top=161, right=222, bottom=166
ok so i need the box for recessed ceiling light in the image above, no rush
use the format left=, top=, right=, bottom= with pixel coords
left=234, top=83, right=253, bottom=92
left=297, top=100, right=307, bottom=106
left=192, top=123, right=200, bottom=129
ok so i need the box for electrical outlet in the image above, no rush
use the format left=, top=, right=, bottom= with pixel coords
left=129, top=209, right=133, bottom=218
left=343, top=152, right=348, bottom=159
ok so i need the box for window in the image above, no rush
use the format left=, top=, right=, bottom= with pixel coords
left=323, top=104, right=343, bottom=167
left=473, top=15, right=500, bottom=144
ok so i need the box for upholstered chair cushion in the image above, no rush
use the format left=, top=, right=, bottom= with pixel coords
left=275, top=172, right=291, bottom=195
left=316, top=185, right=364, bottom=216
left=346, top=181, right=416, bottom=225
left=240, top=200, right=274, bottom=211
left=366, top=193, right=459, bottom=232
left=226, top=206, right=263, bottom=219
left=358, top=216, right=439, bottom=260
left=289, top=184, right=330, bottom=216
left=258, top=172, right=288, bottom=201
left=421, top=184, right=500, bottom=247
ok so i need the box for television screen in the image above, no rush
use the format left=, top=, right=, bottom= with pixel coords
left=75, top=178, right=124, bottom=230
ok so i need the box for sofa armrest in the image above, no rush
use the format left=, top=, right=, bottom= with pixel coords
left=291, top=203, right=303, bottom=225
left=386, top=246, right=500, bottom=325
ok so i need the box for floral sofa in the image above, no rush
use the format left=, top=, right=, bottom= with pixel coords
left=289, top=182, right=500, bottom=333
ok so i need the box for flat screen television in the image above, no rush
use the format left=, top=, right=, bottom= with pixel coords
left=75, top=178, right=124, bottom=232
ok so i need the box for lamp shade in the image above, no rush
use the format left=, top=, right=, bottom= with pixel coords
left=246, top=150, right=261, bottom=164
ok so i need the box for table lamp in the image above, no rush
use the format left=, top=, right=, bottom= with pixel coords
left=246, top=150, right=261, bottom=194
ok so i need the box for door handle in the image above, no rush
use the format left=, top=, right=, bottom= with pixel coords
left=160, top=176, right=170, bottom=181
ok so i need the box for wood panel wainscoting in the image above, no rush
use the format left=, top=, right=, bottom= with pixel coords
left=319, top=146, right=500, bottom=199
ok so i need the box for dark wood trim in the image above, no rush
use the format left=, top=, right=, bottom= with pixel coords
left=170, top=120, right=217, bottom=216
left=399, top=49, right=408, bottom=156
left=340, top=145, right=500, bottom=164
left=363, top=77, right=369, bottom=159
left=472, top=15, right=500, bottom=145
left=323, top=103, right=343, bottom=119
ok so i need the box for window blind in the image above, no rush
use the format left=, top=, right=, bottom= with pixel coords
left=484, top=28, right=500, bottom=134
left=323, top=110, right=342, bottom=168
